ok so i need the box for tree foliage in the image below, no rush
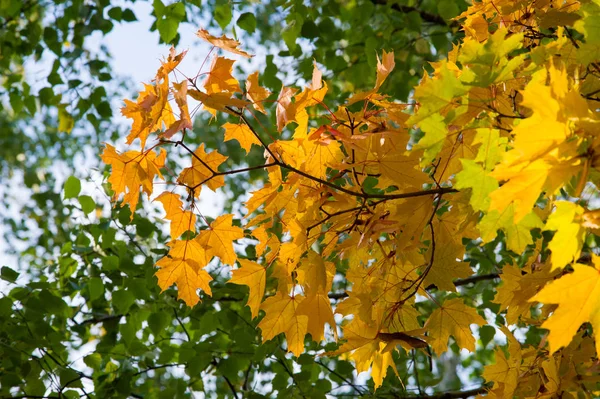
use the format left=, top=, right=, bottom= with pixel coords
left=4, top=0, right=600, bottom=398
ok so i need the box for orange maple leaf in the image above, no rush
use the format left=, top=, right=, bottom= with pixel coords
left=196, top=28, right=253, bottom=58
left=203, top=56, right=241, bottom=94
left=177, top=144, right=228, bottom=197
left=222, top=122, right=261, bottom=154
left=245, top=71, right=271, bottom=114
left=155, top=192, right=196, bottom=240
left=196, top=214, right=244, bottom=265
left=275, top=86, right=298, bottom=132
left=228, top=259, right=266, bottom=319
left=121, top=80, right=175, bottom=148
left=100, top=144, right=166, bottom=218
left=155, top=238, right=212, bottom=306
left=163, top=81, right=192, bottom=139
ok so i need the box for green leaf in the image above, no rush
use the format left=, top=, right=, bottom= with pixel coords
left=78, top=195, right=95, bottom=214
left=214, top=4, right=232, bottom=29
left=88, top=277, right=104, bottom=301
left=479, top=325, right=496, bottom=347
left=122, top=9, right=137, bottom=22
left=58, top=105, right=75, bottom=133
left=157, top=18, right=179, bottom=43
left=113, top=290, right=135, bottom=314
left=437, top=0, right=459, bottom=20
left=282, top=14, right=303, bottom=52
left=1, top=266, right=19, bottom=283
left=108, top=7, right=123, bottom=21
left=237, top=12, right=257, bottom=34
left=64, top=176, right=81, bottom=199
left=148, top=311, right=170, bottom=336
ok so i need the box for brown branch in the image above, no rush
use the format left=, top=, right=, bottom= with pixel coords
left=133, top=363, right=183, bottom=377
left=328, top=273, right=500, bottom=300
left=75, top=313, right=124, bottom=326
left=317, top=360, right=365, bottom=396
left=393, top=386, right=490, bottom=399
left=370, top=0, right=458, bottom=27
left=232, top=106, right=458, bottom=201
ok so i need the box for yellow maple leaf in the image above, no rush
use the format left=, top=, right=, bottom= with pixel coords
left=483, top=326, right=522, bottom=398
left=155, top=192, right=196, bottom=240
left=222, top=122, right=261, bottom=154
left=100, top=144, right=166, bottom=218
left=275, top=86, right=298, bottom=132
left=228, top=259, right=266, bottom=319
left=544, top=201, right=586, bottom=270
left=257, top=293, right=308, bottom=356
left=163, top=81, right=192, bottom=139
left=530, top=256, right=600, bottom=354
left=425, top=298, right=486, bottom=355
left=245, top=71, right=271, bottom=114
left=121, top=80, right=176, bottom=148
left=156, top=47, right=187, bottom=80
left=177, top=143, right=228, bottom=197
left=188, top=89, right=249, bottom=116
left=375, top=50, right=395, bottom=90
left=155, top=238, right=212, bottom=306
left=488, top=66, right=585, bottom=222
left=296, top=293, right=337, bottom=342
left=196, top=28, right=253, bottom=58
left=203, top=56, right=241, bottom=94
left=196, top=214, right=244, bottom=265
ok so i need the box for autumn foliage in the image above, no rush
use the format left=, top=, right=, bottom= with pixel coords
left=101, top=0, right=600, bottom=395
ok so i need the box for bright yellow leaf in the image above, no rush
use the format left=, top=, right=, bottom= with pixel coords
left=196, top=214, right=244, bottom=265
left=245, top=71, right=270, bottom=114
left=425, top=298, right=486, bottom=355
left=155, top=192, right=196, bottom=240
left=203, top=56, right=241, bottom=94
left=257, top=293, right=307, bottom=357
left=196, top=28, right=253, bottom=58
left=530, top=256, right=600, bottom=354
left=222, top=122, right=261, bottom=154
left=100, top=144, right=166, bottom=218
left=228, top=259, right=266, bottom=319
left=155, top=239, right=212, bottom=306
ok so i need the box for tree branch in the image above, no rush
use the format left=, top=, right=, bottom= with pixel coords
left=394, top=386, right=489, bottom=399
left=328, top=273, right=501, bottom=300
left=370, top=0, right=457, bottom=27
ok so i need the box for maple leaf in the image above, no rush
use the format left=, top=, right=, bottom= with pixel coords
left=483, top=326, right=522, bottom=398
left=196, top=28, right=253, bottom=58
left=203, top=56, right=241, bottom=94
left=188, top=89, right=249, bottom=117
left=454, top=159, right=498, bottom=211
left=228, top=259, right=266, bottom=319
left=245, top=71, right=271, bottom=114
left=100, top=144, right=166, bottom=218
left=425, top=298, right=486, bottom=355
left=156, top=47, right=187, bottom=80
left=478, top=204, right=543, bottom=254
left=530, top=256, right=600, bottom=354
left=121, top=81, right=175, bottom=148
left=196, top=214, right=244, bottom=265
left=257, top=293, right=308, bottom=356
left=275, top=86, right=298, bottom=132
left=163, top=81, right=192, bottom=139
left=544, top=201, right=586, bottom=270
left=177, top=144, right=228, bottom=197
left=222, top=122, right=261, bottom=154
left=155, top=192, right=196, bottom=240
left=155, top=238, right=212, bottom=306
left=488, top=66, right=586, bottom=222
